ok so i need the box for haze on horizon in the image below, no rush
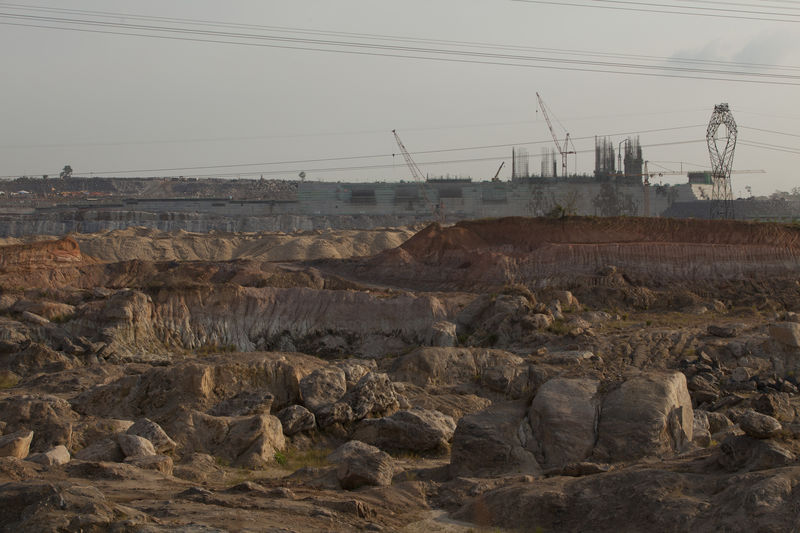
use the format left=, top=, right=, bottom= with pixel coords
left=1, top=0, right=799, bottom=197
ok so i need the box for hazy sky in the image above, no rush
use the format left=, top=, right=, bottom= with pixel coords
left=1, top=0, right=799, bottom=196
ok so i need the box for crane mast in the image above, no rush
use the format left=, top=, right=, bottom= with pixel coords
left=536, top=92, right=575, bottom=177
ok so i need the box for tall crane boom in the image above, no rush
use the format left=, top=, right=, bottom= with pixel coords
left=392, top=129, right=444, bottom=222
left=536, top=92, right=575, bottom=177
left=392, top=130, right=426, bottom=182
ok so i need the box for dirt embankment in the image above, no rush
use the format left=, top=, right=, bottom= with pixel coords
left=0, top=237, right=91, bottom=272
left=72, top=226, right=416, bottom=262
left=330, top=217, right=800, bottom=290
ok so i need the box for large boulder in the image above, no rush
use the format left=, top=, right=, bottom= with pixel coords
left=74, top=438, right=124, bottom=463
left=341, top=372, right=399, bottom=421
left=126, top=418, right=177, bottom=454
left=769, top=322, right=800, bottom=347
left=169, top=409, right=285, bottom=469
left=390, top=347, right=536, bottom=398
left=316, top=402, right=355, bottom=430
left=299, top=367, right=347, bottom=413
left=71, top=354, right=313, bottom=421
left=0, top=394, right=76, bottom=452
left=593, top=372, right=693, bottom=462
left=327, top=440, right=393, bottom=490
left=450, top=400, right=540, bottom=477
left=0, top=481, right=121, bottom=531
left=173, top=453, right=224, bottom=483
left=27, top=445, right=71, bottom=466
left=334, top=359, right=376, bottom=389
left=527, top=378, right=600, bottom=470
left=752, top=393, right=796, bottom=422
left=717, top=435, right=795, bottom=472
left=124, top=454, right=174, bottom=475
left=737, top=410, right=782, bottom=439
left=352, top=408, right=456, bottom=454
left=209, top=391, right=274, bottom=417
left=116, top=434, right=156, bottom=458
left=0, top=430, right=34, bottom=459
left=277, top=405, right=316, bottom=436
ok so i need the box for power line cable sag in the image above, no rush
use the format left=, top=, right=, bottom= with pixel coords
left=512, top=0, right=800, bottom=23
left=85, top=139, right=709, bottom=179
left=26, top=125, right=705, bottom=176
left=1, top=14, right=800, bottom=84
left=2, top=2, right=798, bottom=72
left=1, top=138, right=709, bottom=179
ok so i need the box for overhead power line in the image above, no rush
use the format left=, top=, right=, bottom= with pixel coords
left=741, top=125, right=800, bottom=139
left=14, top=139, right=706, bottom=179
left=39, top=125, right=707, bottom=176
left=2, top=2, right=799, bottom=72
left=0, top=137, right=709, bottom=179
left=739, top=140, right=800, bottom=155
left=0, top=8, right=799, bottom=85
left=512, top=0, right=800, bottom=23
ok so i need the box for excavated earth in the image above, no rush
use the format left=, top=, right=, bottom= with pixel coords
left=2, top=216, right=800, bottom=532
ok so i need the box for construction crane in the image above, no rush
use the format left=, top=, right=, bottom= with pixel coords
left=536, top=92, right=576, bottom=178
left=492, top=161, right=505, bottom=182
left=643, top=161, right=651, bottom=217
left=392, top=129, right=444, bottom=222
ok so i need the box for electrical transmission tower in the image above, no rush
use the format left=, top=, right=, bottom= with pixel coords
left=706, top=103, right=737, bottom=219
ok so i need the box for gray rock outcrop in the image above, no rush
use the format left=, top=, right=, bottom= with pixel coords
left=327, top=440, right=394, bottom=490
left=126, top=418, right=177, bottom=454
left=352, top=408, right=456, bottom=454
left=117, top=434, right=156, bottom=458
left=27, top=445, right=71, bottom=466
left=593, top=372, right=693, bottom=462
left=737, top=409, right=782, bottom=439
left=277, top=405, right=316, bottom=436
left=300, top=367, right=347, bottom=413
left=528, top=378, right=599, bottom=470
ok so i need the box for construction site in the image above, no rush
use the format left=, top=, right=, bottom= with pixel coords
left=0, top=102, right=794, bottom=236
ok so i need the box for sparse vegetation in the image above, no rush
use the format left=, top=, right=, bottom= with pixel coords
left=547, top=319, right=571, bottom=336
left=274, top=447, right=331, bottom=471
left=0, top=371, right=20, bottom=389
left=50, top=313, right=74, bottom=324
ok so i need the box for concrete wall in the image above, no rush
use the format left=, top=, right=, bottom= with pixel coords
left=0, top=178, right=709, bottom=237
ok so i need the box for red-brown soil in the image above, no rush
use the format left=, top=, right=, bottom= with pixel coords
left=324, top=217, right=800, bottom=291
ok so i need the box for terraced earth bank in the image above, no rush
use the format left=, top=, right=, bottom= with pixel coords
left=2, top=216, right=800, bottom=532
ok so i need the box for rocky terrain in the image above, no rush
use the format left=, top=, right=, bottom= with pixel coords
left=2, top=216, right=800, bottom=532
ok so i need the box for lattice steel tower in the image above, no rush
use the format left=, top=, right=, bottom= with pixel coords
left=707, top=103, right=737, bottom=219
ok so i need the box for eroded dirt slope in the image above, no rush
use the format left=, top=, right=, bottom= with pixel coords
left=321, top=216, right=800, bottom=291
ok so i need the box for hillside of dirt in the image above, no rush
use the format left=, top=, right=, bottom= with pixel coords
left=3, top=216, right=800, bottom=532
left=2, top=226, right=418, bottom=263
left=0, top=237, right=93, bottom=272
left=319, top=217, right=800, bottom=292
